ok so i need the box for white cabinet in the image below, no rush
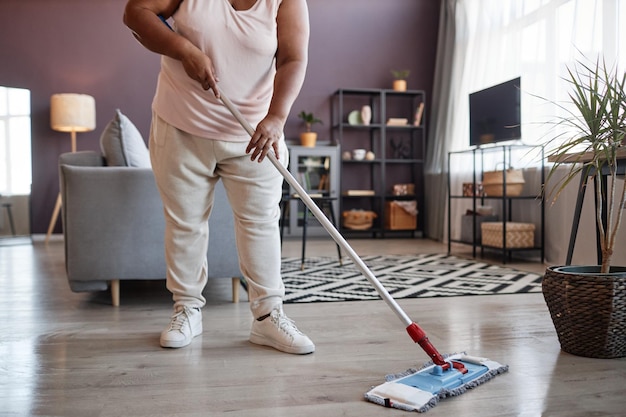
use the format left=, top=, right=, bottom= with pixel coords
left=282, top=145, right=340, bottom=237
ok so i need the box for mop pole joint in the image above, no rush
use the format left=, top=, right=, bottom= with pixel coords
left=406, top=322, right=468, bottom=374
left=406, top=322, right=446, bottom=366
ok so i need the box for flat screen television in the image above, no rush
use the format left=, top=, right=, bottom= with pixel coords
left=469, top=77, right=521, bottom=146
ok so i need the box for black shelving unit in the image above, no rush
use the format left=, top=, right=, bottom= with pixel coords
left=447, top=144, right=545, bottom=263
left=332, top=88, right=426, bottom=237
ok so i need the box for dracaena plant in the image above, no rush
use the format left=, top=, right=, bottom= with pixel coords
left=544, top=58, right=626, bottom=272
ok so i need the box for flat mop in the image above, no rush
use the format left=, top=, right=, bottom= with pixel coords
left=220, top=94, right=508, bottom=412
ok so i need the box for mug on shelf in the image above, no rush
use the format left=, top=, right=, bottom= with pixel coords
left=353, top=149, right=366, bottom=161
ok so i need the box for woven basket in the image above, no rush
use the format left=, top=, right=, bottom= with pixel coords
left=542, top=265, right=626, bottom=358
left=482, top=168, right=524, bottom=197
left=481, top=222, right=535, bottom=248
left=342, top=210, right=377, bottom=230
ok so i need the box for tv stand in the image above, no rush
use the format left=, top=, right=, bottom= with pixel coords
left=447, top=144, right=545, bottom=263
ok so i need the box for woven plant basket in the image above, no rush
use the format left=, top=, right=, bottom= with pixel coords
left=542, top=265, right=626, bottom=358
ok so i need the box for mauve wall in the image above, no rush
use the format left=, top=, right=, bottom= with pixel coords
left=0, top=0, right=440, bottom=234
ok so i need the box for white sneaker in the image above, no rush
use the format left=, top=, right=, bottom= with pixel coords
left=249, top=307, right=315, bottom=354
left=160, top=306, right=203, bottom=348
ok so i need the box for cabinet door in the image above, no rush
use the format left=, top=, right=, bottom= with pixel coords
left=283, top=145, right=339, bottom=237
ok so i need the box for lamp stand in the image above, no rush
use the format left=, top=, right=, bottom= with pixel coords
left=45, top=129, right=77, bottom=245
left=70, top=129, right=77, bottom=153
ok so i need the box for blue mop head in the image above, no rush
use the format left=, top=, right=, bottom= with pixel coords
left=364, top=353, right=509, bottom=412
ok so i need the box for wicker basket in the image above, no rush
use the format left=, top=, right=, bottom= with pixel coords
left=342, top=209, right=377, bottom=230
left=542, top=265, right=626, bottom=358
left=481, top=222, right=535, bottom=248
left=482, top=168, right=525, bottom=197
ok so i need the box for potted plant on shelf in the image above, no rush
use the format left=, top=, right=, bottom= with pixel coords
left=541, top=58, right=626, bottom=358
left=391, top=69, right=410, bottom=92
left=297, top=111, right=323, bottom=147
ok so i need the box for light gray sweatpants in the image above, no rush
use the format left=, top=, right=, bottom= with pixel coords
left=149, top=114, right=287, bottom=318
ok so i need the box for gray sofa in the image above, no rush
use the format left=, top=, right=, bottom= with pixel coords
left=59, top=150, right=243, bottom=307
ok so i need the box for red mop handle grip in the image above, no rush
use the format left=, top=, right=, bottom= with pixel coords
left=406, top=322, right=448, bottom=368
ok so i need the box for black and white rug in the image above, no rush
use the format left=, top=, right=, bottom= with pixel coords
left=281, top=253, right=543, bottom=303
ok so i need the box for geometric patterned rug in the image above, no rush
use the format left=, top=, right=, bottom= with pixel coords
left=281, top=253, right=543, bottom=303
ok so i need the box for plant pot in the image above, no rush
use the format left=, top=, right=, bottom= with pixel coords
left=542, top=265, right=626, bottom=358
left=299, top=132, right=317, bottom=147
left=392, top=80, right=407, bottom=92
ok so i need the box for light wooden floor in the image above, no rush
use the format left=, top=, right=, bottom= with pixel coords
left=1, top=236, right=625, bottom=416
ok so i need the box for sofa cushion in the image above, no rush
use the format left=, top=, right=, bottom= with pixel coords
left=100, top=109, right=151, bottom=168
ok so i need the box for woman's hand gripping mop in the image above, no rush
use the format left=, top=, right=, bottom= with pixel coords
left=220, top=94, right=508, bottom=413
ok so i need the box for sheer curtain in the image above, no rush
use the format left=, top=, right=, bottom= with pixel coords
left=426, top=0, right=626, bottom=264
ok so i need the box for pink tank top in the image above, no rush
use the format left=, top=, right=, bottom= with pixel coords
left=152, top=0, right=281, bottom=141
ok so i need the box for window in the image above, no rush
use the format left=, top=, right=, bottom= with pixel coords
left=0, top=86, right=31, bottom=196
left=451, top=0, right=625, bottom=154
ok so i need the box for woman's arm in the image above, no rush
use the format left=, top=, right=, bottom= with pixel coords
left=123, top=0, right=220, bottom=94
left=246, top=0, right=310, bottom=162
left=270, top=0, right=310, bottom=124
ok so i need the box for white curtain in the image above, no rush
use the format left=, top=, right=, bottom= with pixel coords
left=427, top=0, right=626, bottom=265
left=449, top=0, right=623, bottom=153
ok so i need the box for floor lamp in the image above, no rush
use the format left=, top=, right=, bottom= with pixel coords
left=45, top=93, right=96, bottom=244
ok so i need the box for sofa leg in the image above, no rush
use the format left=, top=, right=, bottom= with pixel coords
left=231, top=277, right=239, bottom=303
left=111, top=280, right=120, bottom=307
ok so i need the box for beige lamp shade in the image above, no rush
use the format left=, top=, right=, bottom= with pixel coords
left=50, top=93, right=96, bottom=133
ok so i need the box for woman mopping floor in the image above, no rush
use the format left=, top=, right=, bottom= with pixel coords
left=220, top=93, right=509, bottom=413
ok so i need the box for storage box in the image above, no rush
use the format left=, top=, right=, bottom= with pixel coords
left=462, top=182, right=483, bottom=197
left=385, top=201, right=417, bottom=230
left=481, top=222, right=535, bottom=248
left=461, top=214, right=498, bottom=243
left=482, top=169, right=525, bottom=196
left=392, top=183, right=415, bottom=196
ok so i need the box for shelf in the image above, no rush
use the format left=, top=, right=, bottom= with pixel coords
left=341, top=160, right=382, bottom=164
left=447, top=144, right=546, bottom=263
left=480, top=244, right=543, bottom=251
left=384, top=194, right=416, bottom=199
left=333, top=123, right=425, bottom=131
left=335, top=87, right=425, bottom=95
left=449, top=238, right=542, bottom=252
left=385, top=159, right=423, bottom=164
left=385, top=125, right=424, bottom=130
left=335, top=123, right=384, bottom=129
left=332, top=88, right=426, bottom=238
left=449, top=195, right=540, bottom=200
